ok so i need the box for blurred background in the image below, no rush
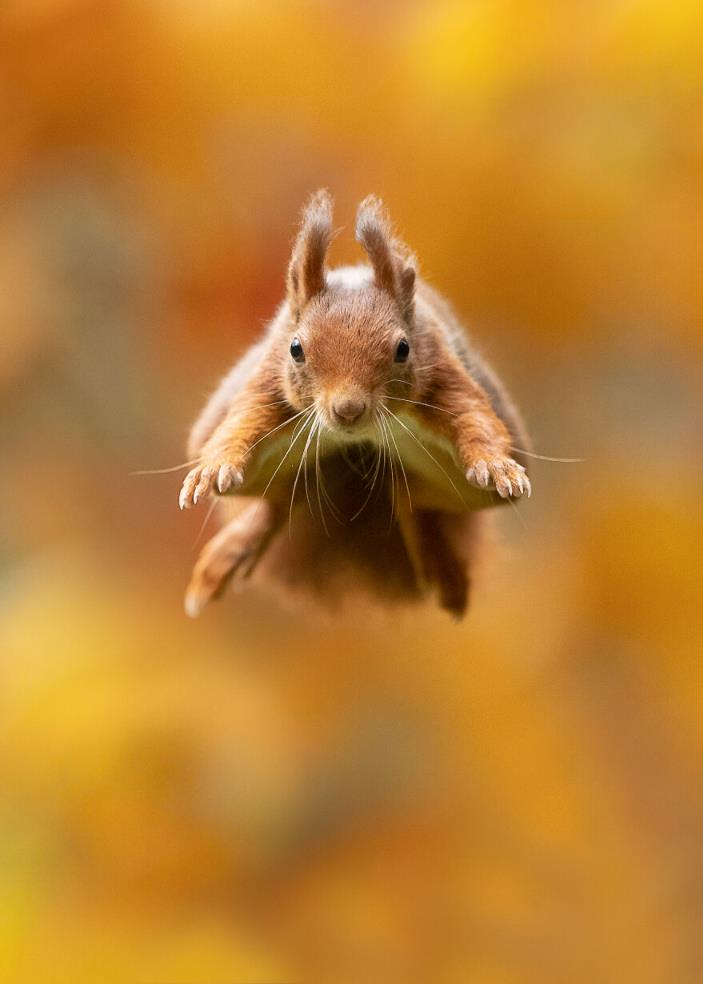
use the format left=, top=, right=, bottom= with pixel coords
left=2, top=1, right=703, bottom=981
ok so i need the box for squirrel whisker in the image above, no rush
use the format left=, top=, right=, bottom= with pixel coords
left=314, top=419, right=329, bottom=536
left=288, top=411, right=319, bottom=536
left=246, top=404, right=311, bottom=455
left=302, top=414, right=321, bottom=517
left=510, top=446, right=585, bottom=464
left=314, top=420, right=344, bottom=533
left=259, top=406, right=316, bottom=505
left=382, top=406, right=466, bottom=508
left=384, top=395, right=457, bottom=416
left=382, top=409, right=413, bottom=513
left=376, top=411, right=394, bottom=527
left=131, top=458, right=201, bottom=476
left=193, top=496, right=218, bottom=547
left=241, top=398, right=290, bottom=412
left=350, top=416, right=384, bottom=522
left=135, top=401, right=304, bottom=479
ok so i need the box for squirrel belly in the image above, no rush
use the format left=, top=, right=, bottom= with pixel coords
left=179, top=191, right=531, bottom=619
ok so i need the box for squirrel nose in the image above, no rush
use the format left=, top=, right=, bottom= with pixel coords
left=332, top=395, right=367, bottom=426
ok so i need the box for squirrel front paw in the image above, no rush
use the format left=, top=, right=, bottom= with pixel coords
left=179, top=458, right=244, bottom=510
left=465, top=454, right=531, bottom=499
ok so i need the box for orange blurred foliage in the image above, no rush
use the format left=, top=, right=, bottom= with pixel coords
left=1, top=1, right=702, bottom=981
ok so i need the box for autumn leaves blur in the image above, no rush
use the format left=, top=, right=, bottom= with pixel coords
left=2, top=1, right=703, bottom=982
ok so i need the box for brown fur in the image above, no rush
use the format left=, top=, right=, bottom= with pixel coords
left=179, top=191, right=531, bottom=618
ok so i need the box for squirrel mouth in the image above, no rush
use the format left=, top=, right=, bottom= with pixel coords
left=323, top=403, right=372, bottom=438
left=325, top=417, right=373, bottom=442
left=332, top=423, right=368, bottom=440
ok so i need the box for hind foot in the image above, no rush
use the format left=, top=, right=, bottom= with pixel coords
left=184, top=500, right=279, bottom=617
left=436, top=565, right=469, bottom=620
left=417, top=510, right=472, bottom=620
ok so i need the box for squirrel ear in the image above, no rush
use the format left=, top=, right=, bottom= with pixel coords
left=287, top=189, right=333, bottom=317
left=355, top=196, right=416, bottom=322
left=397, top=261, right=416, bottom=322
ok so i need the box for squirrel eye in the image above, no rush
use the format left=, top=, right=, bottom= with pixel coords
left=290, top=337, right=305, bottom=363
left=394, top=338, right=410, bottom=363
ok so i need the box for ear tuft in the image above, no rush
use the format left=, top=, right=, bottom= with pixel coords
left=356, top=196, right=416, bottom=321
left=398, top=262, right=416, bottom=321
left=356, top=196, right=397, bottom=295
left=287, top=189, right=334, bottom=316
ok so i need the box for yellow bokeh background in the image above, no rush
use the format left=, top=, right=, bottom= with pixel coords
left=2, top=1, right=703, bottom=981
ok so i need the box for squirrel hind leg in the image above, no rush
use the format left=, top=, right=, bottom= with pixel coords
left=417, top=511, right=475, bottom=620
left=184, top=499, right=279, bottom=617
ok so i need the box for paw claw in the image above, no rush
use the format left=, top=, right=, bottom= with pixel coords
left=179, top=468, right=200, bottom=510
left=193, top=468, right=214, bottom=504
left=466, top=458, right=490, bottom=488
left=465, top=453, right=531, bottom=501
left=179, top=460, right=244, bottom=509
left=217, top=463, right=243, bottom=494
left=497, top=479, right=512, bottom=499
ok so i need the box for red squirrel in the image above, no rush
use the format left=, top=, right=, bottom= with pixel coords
left=179, top=191, right=531, bottom=619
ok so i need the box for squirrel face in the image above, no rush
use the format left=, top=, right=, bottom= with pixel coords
left=282, top=191, right=417, bottom=440
left=282, top=281, right=413, bottom=438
